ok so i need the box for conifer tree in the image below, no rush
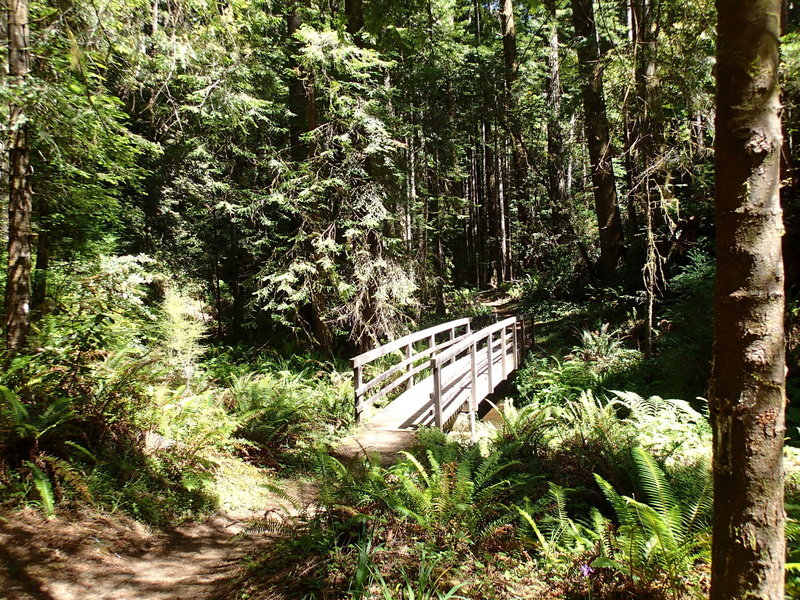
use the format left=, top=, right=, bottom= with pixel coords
left=711, top=1, right=786, bottom=598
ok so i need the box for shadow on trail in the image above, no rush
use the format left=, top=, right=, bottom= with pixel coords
left=0, top=511, right=257, bottom=600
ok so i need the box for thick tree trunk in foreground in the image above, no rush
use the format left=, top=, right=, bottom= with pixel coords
left=711, top=2, right=785, bottom=599
left=5, top=0, right=32, bottom=352
left=570, top=0, right=624, bottom=281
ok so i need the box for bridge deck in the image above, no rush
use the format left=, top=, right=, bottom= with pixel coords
left=335, top=316, right=531, bottom=462
left=362, top=342, right=514, bottom=431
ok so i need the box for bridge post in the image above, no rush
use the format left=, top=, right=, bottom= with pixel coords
left=470, top=341, right=477, bottom=441
left=405, top=343, right=413, bottom=390
left=432, top=357, right=443, bottom=429
left=512, top=318, right=519, bottom=369
left=353, top=363, right=362, bottom=423
left=487, top=331, right=494, bottom=392
left=501, top=324, right=508, bottom=379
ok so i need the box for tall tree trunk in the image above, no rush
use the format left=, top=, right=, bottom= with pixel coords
left=344, top=0, right=363, bottom=35
left=631, top=0, right=662, bottom=357
left=570, top=0, right=625, bottom=280
left=711, top=2, right=785, bottom=599
left=545, top=8, right=595, bottom=278
left=498, top=0, right=527, bottom=260
left=5, top=0, right=32, bottom=352
left=545, top=0, right=567, bottom=221
left=286, top=4, right=316, bottom=161
left=0, top=7, right=8, bottom=247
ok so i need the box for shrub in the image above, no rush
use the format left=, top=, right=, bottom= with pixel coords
left=591, top=447, right=712, bottom=599
left=226, top=362, right=352, bottom=464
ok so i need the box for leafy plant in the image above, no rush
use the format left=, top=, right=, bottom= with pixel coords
left=572, top=323, right=628, bottom=365
left=366, top=447, right=520, bottom=547
left=516, top=483, right=596, bottom=566
left=592, top=447, right=712, bottom=598
left=370, top=550, right=469, bottom=600
left=348, top=541, right=469, bottom=600
left=0, top=387, right=91, bottom=513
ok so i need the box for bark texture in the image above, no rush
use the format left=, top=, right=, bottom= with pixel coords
left=570, top=0, right=625, bottom=280
left=711, top=2, right=786, bottom=598
left=5, top=0, right=32, bottom=352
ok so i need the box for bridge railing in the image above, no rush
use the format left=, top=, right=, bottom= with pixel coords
left=350, top=317, right=473, bottom=422
left=430, top=315, right=534, bottom=429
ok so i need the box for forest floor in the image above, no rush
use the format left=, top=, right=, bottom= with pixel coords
left=0, top=479, right=318, bottom=600
left=0, top=294, right=533, bottom=600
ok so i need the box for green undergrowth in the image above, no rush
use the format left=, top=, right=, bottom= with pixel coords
left=235, top=389, right=721, bottom=600
left=517, top=250, right=716, bottom=412
left=0, top=255, right=353, bottom=525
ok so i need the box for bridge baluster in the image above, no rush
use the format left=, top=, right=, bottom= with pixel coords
left=433, top=358, right=443, bottom=429
left=470, top=341, right=477, bottom=438
left=513, top=319, right=519, bottom=370
left=353, top=364, right=363, bottom=423
left=501, top=325, right=508, bottom=378
left=405, top=343, right=413, bottom=390
left=487, top=331, right=494, bottom=392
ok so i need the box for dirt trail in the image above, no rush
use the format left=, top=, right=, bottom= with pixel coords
left=0, top=483, right=316, bottom=600
left=0, top=509, right=244, bottom=600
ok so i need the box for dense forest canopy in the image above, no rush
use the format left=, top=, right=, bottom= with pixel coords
left=0, top=0, right=799, bottom=599
left=1, top=0, right=758, bottom=352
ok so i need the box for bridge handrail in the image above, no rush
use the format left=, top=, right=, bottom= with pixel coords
left=350, top=317, right=472, bottom=368
left=351, top=317, right=472, bottom=421
left=431, top=316, right=518, bottom=368
left=429, top=314, right=535, bottom=429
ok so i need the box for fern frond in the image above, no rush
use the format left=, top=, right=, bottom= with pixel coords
left=397, top=451, right=433, bottom=488
left=25, top=462, right=55, bottom=516
left=631, top=447, right=678, bottom=522
left=238, top=516, right=305, bottom=538
left=625, top=497, right=679, bottom=555
left=261, top=481, right=305, bottom=513
left=681, top=463, right=712, bottom=536
left=40, top=455, right=91, bottom=501
left=594, top=474, right=634, bottom=526
left=517, top=506, right=552, bottom=557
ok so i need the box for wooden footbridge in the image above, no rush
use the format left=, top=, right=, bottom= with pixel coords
left=337, top=315, right=533, bottom=460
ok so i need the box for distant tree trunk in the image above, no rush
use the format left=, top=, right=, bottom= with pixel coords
left=499, top=0, right=527, bottom=268
left=710, top=2, right=786, bottom=599
left=345, top=0, right=363, bottom=35
left=545, top=0, right=567, bottom=221
left=31, top=228, right=49, bottom=314
left=5, top=0, right=32, bottom=352
left=631, top=0, right=662, bottom=358
left=286, top=4, right=316, bottom=161
left=544, top=3, right=594, bottom=277
left=570, top=0, right=624, bottom=281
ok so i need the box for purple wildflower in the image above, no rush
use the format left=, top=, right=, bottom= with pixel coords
left=580, top=564, right=594, bottom=578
